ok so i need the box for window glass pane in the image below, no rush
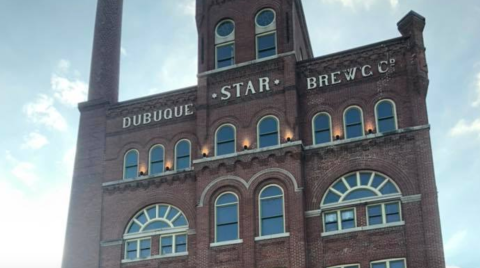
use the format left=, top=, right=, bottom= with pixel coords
left=325, top=213, right=338, bottom=232
left=324, top=191, right=341, bottom=204
left=345, top=174, right=357, bottom=188
left=386, top=203, right=399, bottom=214
left=167, top=208, right=179, bottom=221
left=151, top=162, right=164, bottom=175
left=314, top=114, right=330, bottom=131
left=372, top=263, right=387, bottom=268
left=218, top=193, right=238, bottom=205
left=325, top=212, right=337, bottom=223
left=261, top=198, right=283, bottom=218
left=128, top=222, right=141, bottom=233
left=176, top=235, right=187, bottom=245
left=345, top=108, right=361, bottom=125
left=387, top=213, right=401, bottom=223
left=126, top=151, right=138, bottom=166
left=342, top=220, right=355, bottom=230
left=347, top=124, right=363, bottom=138
left=379, top=118, right=396, bottom=133
left=380, top=181, right=399, bottom=195
left=371, top=175, right=386, bottom=188
left=140, top=240, right=150, bottom=258
left=360, top=172, right=371, bottom=186
left=390, top=260, right=406, bottom=268
left=151, top=147, right=164, bottom=162
left=217, top=205, right=238, bottom=224
left=127, top=241, right=137, bottom=251
left=217, top=126, right=235, bottom=142
left=172, top=214, right=188, bottom=227
left=332, top=180, right=348, bottom=194
left=256, top=10, right=275, bottom=27
left=259, top=117, right=277, bottom=133
left=147, top=207, right=156, bottom=220
left=258, top=33, right=276, bottom=58
left=261, top=186, right=282, bottom=198
left=217, top=223, right=239, bottom=242
left=158, top=206, right=168, bottom=218
left=315, top=130, right=331, bottom=144
left=125, top=167, right=137, bottom=179
left=140, top=248, right=150, bottom=258
left=368, top=205, right=383, bottom=225
left=261, top=217, right=284, bottom=236
left=217, top=21, right=234, bottom=37
left=136, top=213, right=147, bottom=225
left=325, top=222, right=338, bottom=232
left=143, top=221, right=170, bottom=231
left=341, top=210, right=355, bottom=229
left=217, top=141, right=235, bottom=156
left=217, top=44, right=234, bottom=61
left=127, top=251, right=137, bottom=260
left=176, top=141, right=190, bottom=156
left=377, top=101, right=394, bottom=118
left=343, top=189, right=377, bottom=201
left=162, top=246, right=173, bottom=255
left=177, top=156, right=190, bottom=170
left=260, top=133, right=278, bottom=147
left=162, top=236, right=173, bottom=246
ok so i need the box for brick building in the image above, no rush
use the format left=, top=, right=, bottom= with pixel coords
left=62, top=1, right=446, bottom=268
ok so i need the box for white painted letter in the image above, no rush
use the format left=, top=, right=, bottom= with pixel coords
left=344, top=68, right=357, bottom=81
left=154, top=110, right=162, bottom=121
left=331, top=71, right=342, bottom=85
left=174, top=106, right=184, bottom=117
left=133, top=115, right=142, bottom=126
left=233, top=83, right=243, bottom=98
left=307, top=77, right=317, bottom=90
left=378, top=61, right=389, bottom=74
left=185, top=104, right=194, bottom=115
left=361, top=65, right=373, bottom=77
left=221, top=86, right=231, bottom=100
left=245, top=81, right=256, bottom=95
left=259, top=77, right=270, bottom=92
left=164, top=109, right=173, bottom=119
left=123, top=117, right=131, bottom=128
left=319, top=75, right=329, bottom=87
left=143, top=113, right=152, bottom=124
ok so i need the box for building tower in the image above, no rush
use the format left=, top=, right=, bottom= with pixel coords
left=62, top=0, right=446, bottom=267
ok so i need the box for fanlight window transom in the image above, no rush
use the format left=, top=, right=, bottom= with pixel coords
left=126, top=204, right=188, bottom=234
left=322, top=171, right=400, bottom=206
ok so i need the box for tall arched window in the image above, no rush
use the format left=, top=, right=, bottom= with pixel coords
left=321, top=171, right=402, bottom=233
left=375, top=100, right=398, bottom=133
left=215, top=193, right=239, bottom=242
left=255, top=9, right=277, bottom=59
left=216, top=124, right=236, bottom=156
left=258, top=116, right=280, bottom=148
left=124, top=150, right=139, bottom=180
left=215, top=20, right=235, bottom=69
left=344, top=106, right=364, bottom=139
left=313, top=113, right=332, bottom=144
left=149, top=145, right=165, bottom=175
left=259, top=185, right=285, bottom=236
left=124, top=204, right=189, bottom=260
left=175, top=140, right=191, bottom=171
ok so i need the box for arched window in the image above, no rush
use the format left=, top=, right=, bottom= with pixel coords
left=258, top=116, right=280, bottom=148
left=215, top=20, right=235, bottom=69
left=255, top=9, right=277, bottom=59
left=149, top=145, right=165, bottom=175
left=215, top=193, right=239, bottom=242
left=124, top=204, right=189, bottom=260
left=259, top=185, right=285, bottom=236
left=375, top=100, right=398, bottom=133
left=124, top=150, right=139, bottom=180
left=321, top=171, right=402, bottom=233
left=344, top=106, right=364, bottom=139
left=313, top=113, right=332, bottom=144
left=216, top=124, right=236, bottom=156
left=175, top=140, right=191, bottom=171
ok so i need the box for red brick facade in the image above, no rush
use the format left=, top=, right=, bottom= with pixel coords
left=62, top=1, right=445, bottom=268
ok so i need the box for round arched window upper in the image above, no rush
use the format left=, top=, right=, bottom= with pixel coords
left=256, top=9, right=276, bottom=27
left=216, top=20, right=235, bottom=37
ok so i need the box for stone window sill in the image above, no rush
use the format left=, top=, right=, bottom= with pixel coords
left=321, top=221, right=405, bottom=237
left=255, top=232, right=290, bottom=241
left=121, top=252, right=188, bottom=264
left=210, top=239, right=243, bottom=248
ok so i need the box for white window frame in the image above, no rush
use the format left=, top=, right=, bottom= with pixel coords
left=214, top=192, right=240, bottom=243
left=159, top=233, right=188, bottom=256
left=215, top=19, right=235, bottom=69
left=343, top=105, right=365, bottom=139
left=370, top=258, right=407, bottom=268
left=255, top=8, right=277, bottom=59
left=323, top=207, right=357, bottom=232
left=125, top=238, right=151, bottom=260
left=328, top=264, right=361, bottom=268
left=312, top=112, right=333, bottom=145
left=374, top=99, right=398, bottom=133
left=257, top=115, right=280, bottom=149
left=174, top=139, right=191, bottom=171
left=149, top=144, right=165, bottom=175
left=366, top=201, right=402, bottom=226
left=214, top=124, right=237, bottom=156
left=123, top=149, right=139, bottom=180
left=258, top=184, right=286, bottom=237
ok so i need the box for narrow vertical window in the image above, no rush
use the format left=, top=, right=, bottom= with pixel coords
left=216, top=124, right=236, bottom=156
left=344, top=106, right=364, bottom=139
left=376, top=100, right=398, bottom=133
left=258, top=116, right=280, bottom=148
left=256, top=9, right=277, bottom=59
left=215, top=20, right=235, bottom=69
left=215, top=193, right=239, bottom=242
left=149, top=145, right=164, bottom=175
left=124, top=150, right=139, bottom=180
left=259, top=185, right=285, bottom=236
left=175, top=140, right=191, bottom=170
left=313, top=113, right=332, bottom=144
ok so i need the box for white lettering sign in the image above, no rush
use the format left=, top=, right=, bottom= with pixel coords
left=122, top=104, right=195, bottom=129
left=213, top=77, right=280, bottom=101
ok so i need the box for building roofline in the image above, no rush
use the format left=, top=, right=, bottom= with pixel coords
left=110, top=85, right=197, bottom=108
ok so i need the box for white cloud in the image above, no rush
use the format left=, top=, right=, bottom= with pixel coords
left=155, top=46, right=197, bottom=92
left=321, top=0, right=398, bottom=10
left=449, top=119, right=480, bottom=138
left=21, top=131, right=49, bottom=150
left=445, top=230, right=468, bottom=256
left=57, top=59, right=71, bottom=73
left=23, top=94, right=68, bottom=131
left=178, top=0, right=195, bottom=16
left=472, top=72, right=480, bottom=107
left=51, top=60, right=88, bottom=107
left=5, top=151, right=40, bottom=187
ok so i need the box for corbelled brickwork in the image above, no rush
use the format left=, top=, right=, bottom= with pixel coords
left=62, top=0, right=445, bottom=267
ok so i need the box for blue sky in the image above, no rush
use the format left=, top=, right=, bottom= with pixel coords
left=0, top=0, right=479, bottom=267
